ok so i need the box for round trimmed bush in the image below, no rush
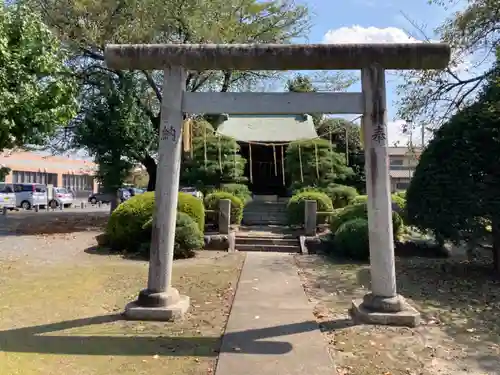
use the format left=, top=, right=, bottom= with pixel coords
left=106, top=192, right=155, bottom=251
left=352, top=195, right=368, bottom=204
left=106, top=191, right=205, bottom=251
left=333, top=218, right=370, bottom=260
left=140, top=212, right=204, bottom=259
left=178, top=192, right=205, bottom=231
left=287, top=190, right=334, bottom=226
left=219, top=183, right=252, bottom=204
left=330, top=202, right=403, bottom=238
left=204, top=191, right=244, bottom=225
left=325, top=184, right=359, bottom=208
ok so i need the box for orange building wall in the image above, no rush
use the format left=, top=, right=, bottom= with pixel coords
left=0, top=151, right=98, bottom=193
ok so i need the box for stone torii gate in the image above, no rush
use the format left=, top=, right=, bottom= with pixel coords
left=105, top=43, right=450, bottom=325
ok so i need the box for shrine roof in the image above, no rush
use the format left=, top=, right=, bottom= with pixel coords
left=216, top=114, right=318, bottom=143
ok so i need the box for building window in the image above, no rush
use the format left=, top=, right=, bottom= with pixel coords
left=390, top=158, right=404, bottom=166
left=62, top=174, right=94, bottom=192
left=396, top=181, right=410, bottom=190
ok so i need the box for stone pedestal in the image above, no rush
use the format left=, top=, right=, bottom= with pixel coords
left=219, top=199, right=231, bottom=235
left=124, top=288, right=190, bottom=321
left=351, top=294, right=420, bottom=327
left=304, top=200, right=317, bottom=236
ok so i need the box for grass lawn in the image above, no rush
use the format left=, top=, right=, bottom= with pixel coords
left=0, top=233, right=244, bottom=375
left=296, top=253, right=500, bottom=375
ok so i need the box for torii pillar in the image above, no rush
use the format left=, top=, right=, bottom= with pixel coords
left=104, top=43, right=450, bottom=324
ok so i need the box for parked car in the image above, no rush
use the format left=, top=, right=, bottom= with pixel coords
left=14, top=183, right=48, bottom=210
left=49, top=187, right=74, bottom=209
left=0, top=183, right=17, bottom=210
left=179, top=186, right=203, bottom=199
left=127, top=187, right=145, bottom=197
left=88, top=188, right=130, bottom=205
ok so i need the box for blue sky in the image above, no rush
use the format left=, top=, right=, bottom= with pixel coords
left=299, top=0, right=456, bottom=145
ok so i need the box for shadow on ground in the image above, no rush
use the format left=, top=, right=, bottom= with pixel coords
left=0, top=315, right=350, bottom=357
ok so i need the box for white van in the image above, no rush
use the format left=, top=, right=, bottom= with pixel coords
left=0, top=183, right=16, bottom=210
left=14, top=183, right=48, bottom=210
left=49, top=187, right=74, bottom=209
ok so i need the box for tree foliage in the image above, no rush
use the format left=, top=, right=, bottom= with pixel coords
left=0, top=3, right=77, bottom=151
left=29, top=0, right=311, bottom=189
left=180, top=129, right=247, bottom=189
left=316, top=118, right=365, bottom=192
left=285, top=138, right=353, bottom=190
left=406, top=50, right=500, bottom=270
left=397, top=0, right=498, bottom=127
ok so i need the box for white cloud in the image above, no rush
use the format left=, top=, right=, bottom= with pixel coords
left=322, top=25, right=420, bottom=44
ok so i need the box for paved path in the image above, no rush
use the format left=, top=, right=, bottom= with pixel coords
left=215, top=252, right=335, bottom=375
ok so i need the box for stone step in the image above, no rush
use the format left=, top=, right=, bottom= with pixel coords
left=236, top=236, right=298, bottom=246
left=241, top=217, right=287, bottom=225
left=236, top=243, right=300, bottom=253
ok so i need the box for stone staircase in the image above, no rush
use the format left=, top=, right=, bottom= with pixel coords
left=242, top=195, right=288, bottom=226
left=236, top=226, right=301, bottom=253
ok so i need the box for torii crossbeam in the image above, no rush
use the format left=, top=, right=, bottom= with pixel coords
left=104, top=43, right=450, bottom=326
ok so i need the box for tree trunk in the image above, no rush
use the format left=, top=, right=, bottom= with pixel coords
left=109, top=189, right=121, bottom=214
left=492, top=218, right=500, bottom=274
left=143, top=154, right=157, bottom=191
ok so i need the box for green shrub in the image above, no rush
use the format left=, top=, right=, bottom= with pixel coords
left=333, top=218, right=370, bottom=260
left=330, top=202, right=403, bottom=238
left=106, top=192, right=155, bottom=251
left=352, top=195, right=367, bottom=204
left=287, top=190, right=334, bottom=226
left=140, top=212, right=204, bottom=259
left=106, top=191, right=205, bottom=251
left=204, top=191, right=244, bottom=225
left=325, top=184, right=358, bottom=208
left=178, top=192, right=205, bottom=232
left=219, top=183, right=252, bottom=204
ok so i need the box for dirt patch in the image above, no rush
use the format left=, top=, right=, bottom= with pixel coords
left=0, top=232, right=245, bottom=375
left=0, top=210, right=109, bottom=235
left=295, top=254, right=500, bottom=375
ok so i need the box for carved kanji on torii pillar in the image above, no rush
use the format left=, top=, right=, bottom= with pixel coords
left=104, top=43, right=450, bottom=325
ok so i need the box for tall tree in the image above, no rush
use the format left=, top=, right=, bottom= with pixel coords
left=0, top=3, right=77, bottom=152
left=29, top=0, right=311, bottom=190
left=316, top=118, right=365, bottom=192
left=397, top=0, right=498, bottom=128
left=406, top=49, right=500, bottom=272
left=286, top=74, right=322, bottom=125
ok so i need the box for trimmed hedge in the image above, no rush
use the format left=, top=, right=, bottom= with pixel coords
left=287, top=190, right=334, bottom=226
left=140, top=212, right=203, bottom=259
left=106, top=191, right=205, bottom=251
left=178, top=192, right=205, bottom=231
left=325, top=184, right=359, bottom=208
left=330, top=202, right=403, bottom=238
left=204, top=191, right=244, bottom=225
left=333, top=218, right=370, bottom=260
left=219, top=183, right=252, bottom=204
left=106, top=192, right=155, bottom=251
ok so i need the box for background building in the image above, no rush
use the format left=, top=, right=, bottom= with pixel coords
left=0, top=150, right=98, bottom=198
left=388, top=146, right=422, bottom=192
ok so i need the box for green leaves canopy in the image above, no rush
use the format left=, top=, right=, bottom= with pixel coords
left=0, top=4, right=77, bottom=151
left=406, top=51, right=500, bottom=244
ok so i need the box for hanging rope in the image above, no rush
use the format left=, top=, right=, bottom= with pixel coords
left=189, top=119, right=193, bottom=159
left=203, top=124, right=208, bottom=168
left=298, top=144, right=304, bottom=183
left=272, top=144, right=277, bottom=176
left=314, top=142, right=320, bottom=179
left=281, top=145, right=285, bottom=186
left=217, top=134, right=222, bottom=171
left=249, top=143, right=253, bottom=183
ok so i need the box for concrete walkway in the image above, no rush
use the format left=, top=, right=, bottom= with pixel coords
left=215, top=252, right=335, bottom=375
